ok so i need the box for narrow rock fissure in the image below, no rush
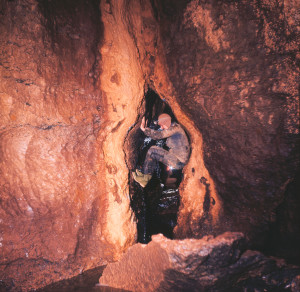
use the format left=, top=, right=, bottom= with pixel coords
left=125, top=88, right=190, bottom=243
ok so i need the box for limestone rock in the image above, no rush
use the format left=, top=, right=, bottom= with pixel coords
left=0, top=0, right=299, bottom=290
left=99, top=232, right=300, bottom=291
left=0, top=0, right=139, bottom=290
left=149, top=0, right=300, bottom=247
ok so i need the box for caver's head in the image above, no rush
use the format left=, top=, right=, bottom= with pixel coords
left=158, top=113, right=171, bottom=130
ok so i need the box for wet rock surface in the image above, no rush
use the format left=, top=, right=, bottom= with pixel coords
left=127, top=90, right=183, bottom=243
left=99, top=232, right=300, bottom=292
left=130, top=174, right=181, bottom=243
left=35, top=266, right=127, bottom=292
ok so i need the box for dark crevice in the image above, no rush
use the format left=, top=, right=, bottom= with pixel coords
left=263, top=168, right=300, bottom=265
left=197, top=177, right=214, bottom=236
left=127, top=87, right=187, bottom=243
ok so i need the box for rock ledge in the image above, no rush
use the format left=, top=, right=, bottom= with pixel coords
left=99, top=232, right=300, bottom=291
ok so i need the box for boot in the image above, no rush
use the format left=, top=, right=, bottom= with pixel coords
left=135, top=169, right=143, bottom=176
left=132, top=171, right=152, bottom=188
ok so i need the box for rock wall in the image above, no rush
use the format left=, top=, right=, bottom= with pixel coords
left=123, top=0, right=299, bottom=248
left=0, top=0, right=141, bottom=290
left=123, top=0, right=300, bottom=264
left=123, top=0, right=222, bottom=240
left=0, top=0, right=299, bottom=290
left=148, top=0, right=300, bottom=243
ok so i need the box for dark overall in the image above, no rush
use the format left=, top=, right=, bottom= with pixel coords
left=143, top=123, right=190, bottom=174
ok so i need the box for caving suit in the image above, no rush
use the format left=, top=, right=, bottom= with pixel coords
left=143, top=123, right=190, bottom=174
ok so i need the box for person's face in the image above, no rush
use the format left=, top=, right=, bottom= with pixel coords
left=158, top=121, right=168, bottom=130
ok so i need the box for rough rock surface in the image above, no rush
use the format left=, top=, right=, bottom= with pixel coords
left=124, top=0, right=300, bottom=260
left=0, top=0, right=140, bottom=290
left=99, top=232, right=300, bottom=291
left=124, top=0, right=222, bottom=242
left=149, top=0, right=300, bottom=244
left=0, top=0, right=299, bottom=290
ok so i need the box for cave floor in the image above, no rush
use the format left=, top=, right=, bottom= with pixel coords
left=36, top=266, right=128, bottom=292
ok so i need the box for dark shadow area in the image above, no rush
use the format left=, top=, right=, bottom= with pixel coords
left=35, top=266, right=128, bottom=292
left=263, top=169, right=300, bottom=265
left=37, top=0, right=103, bottom=85
left=129, top=88, right=186, bottom=243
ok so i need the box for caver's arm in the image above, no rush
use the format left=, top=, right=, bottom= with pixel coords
left=144, top=124, right=178, bottom=140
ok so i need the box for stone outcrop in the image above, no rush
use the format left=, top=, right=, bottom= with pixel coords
left=0, top=0, right=299, bottom=290
left=99, top=232, right=300, bottom=291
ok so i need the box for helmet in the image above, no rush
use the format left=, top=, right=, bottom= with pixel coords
left=158, top=113, right=171, bottom=128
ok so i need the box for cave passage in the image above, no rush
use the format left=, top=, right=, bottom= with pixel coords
left=129, top=89, right=189, bottom=243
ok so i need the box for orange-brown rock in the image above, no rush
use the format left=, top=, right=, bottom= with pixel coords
left=99, top=233, right=300, bottom=291
left=0, top=0, right=139, bottom=290
left=124, top=0, right=299, bottom=256
left=0, top=0, right=299, bottom=290
left=147, top=0, right=300, bottom=247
